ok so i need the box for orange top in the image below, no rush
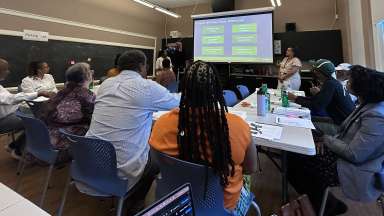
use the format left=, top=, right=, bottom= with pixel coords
left=149, top=108, right=251, bottom=210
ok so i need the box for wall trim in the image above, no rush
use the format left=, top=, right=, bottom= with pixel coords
left=0, top=29, right=155, bottom=50
left=0, top=7, right=157, bottom=40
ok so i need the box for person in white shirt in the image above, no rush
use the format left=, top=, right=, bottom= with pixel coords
left=335, top=63, right=358, bottom=103
left=21, top=61, right=58, bottom=94
left=278, top=46, right=302, bottom=91
left=86, top=50, right=179, bottom=214
left=0, top=58, right=51, bottom=158
left=155, top=49, right=173, bottom=71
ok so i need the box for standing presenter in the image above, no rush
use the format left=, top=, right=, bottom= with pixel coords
left=278, top=46, right=302, bottom=90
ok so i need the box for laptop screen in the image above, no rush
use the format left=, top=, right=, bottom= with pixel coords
left=135, top=183, right=195, bottom=216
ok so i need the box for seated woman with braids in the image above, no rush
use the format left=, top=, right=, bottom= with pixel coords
left=149, top=61, right=258, bottom=213
left=40, top=63, right=95, bottom=163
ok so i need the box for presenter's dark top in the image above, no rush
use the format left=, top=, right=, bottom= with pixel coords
left=294, top=78, right=355, bottom=125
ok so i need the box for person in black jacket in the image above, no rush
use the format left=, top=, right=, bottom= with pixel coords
left=288, top=59, right=355, bottom=134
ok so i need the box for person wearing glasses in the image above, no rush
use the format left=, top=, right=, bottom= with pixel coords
left=288, top=59, right=355, bottom=135
left=287, top=66, right=384, bottom=215
left=335, top=63, right=357, bottom=103
left=21, top=61, right=58, bottom=94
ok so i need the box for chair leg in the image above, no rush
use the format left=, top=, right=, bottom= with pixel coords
left=251, top=200, right=261, bottom=216
left=116, top=197, right=125, bottom=216
left=377, top=194, right=384, bottom=216
left=319, top=187, right=330, bottom=216
left=256, top=146, right=262, bottom=173
left=57, top=173, right=72, bottom=216
left=16, top=149, right=26, bottom=176
left=39, top=164, right=54, bottom=207
left=15, top=152, right=27, bottom=191
left=11, top=131, right=16, bottom=143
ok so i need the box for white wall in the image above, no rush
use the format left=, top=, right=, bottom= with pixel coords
left=348, top=0, right=366, bottom=65
left=371, top=0, right=384, bottom=71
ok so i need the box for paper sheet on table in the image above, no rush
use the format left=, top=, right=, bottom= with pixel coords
left=33, top=96, right=49, bottom=102
left=276, top=116, right=315, bottom=129
left=249, top=122, right=283, bottom=140
left=227, top=108, right=247, bottom=120
left=289, top=90, right=306, bottom=97
left=272, top=107, right=311, bottom=119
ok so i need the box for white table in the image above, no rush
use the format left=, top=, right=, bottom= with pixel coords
left=233, top=92, right=316, bottom=156
left=232, top=91, right=315, bottom=204
left=0, top=183, right=50, bottom=216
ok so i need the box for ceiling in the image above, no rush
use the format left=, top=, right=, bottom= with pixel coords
left=148, top=0, right=211, bottom=8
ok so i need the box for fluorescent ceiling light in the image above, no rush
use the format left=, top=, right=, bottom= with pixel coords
left=276, top=0, right=282, bottom=7
left=270, top=0, right=276, bottom=7
left=133, top=0, right=155, bottom=8
left=155, top=7, right=180, bottom=18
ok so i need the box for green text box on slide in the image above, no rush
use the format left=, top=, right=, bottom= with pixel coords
left=202, top=25, right=225, bottom=35
left=194, top=56, right=273, bottom=63
left=232, top=46, right=257, bottom=56
left=232, top=34, right=257, bottom=44
left=232, top=23, right=257, bottom=33
left=202, top=46, right=225, bottom=55
left=202, top=35, right=225, bottom=44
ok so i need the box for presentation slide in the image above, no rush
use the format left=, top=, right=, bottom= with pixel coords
left=194, top=13, right=273, bottom=63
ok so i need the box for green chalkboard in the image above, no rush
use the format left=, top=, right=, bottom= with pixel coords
left=0, top=34, right=154, bottom=87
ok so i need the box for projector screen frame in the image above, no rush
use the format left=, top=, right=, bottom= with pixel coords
left=192, top=8, right=274, bottom=64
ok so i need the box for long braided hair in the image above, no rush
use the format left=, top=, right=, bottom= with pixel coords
left=178, top=61, right=235, bottom=186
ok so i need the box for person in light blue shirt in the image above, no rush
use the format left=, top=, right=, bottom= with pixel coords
left=85, top=50, right=180, bottom=214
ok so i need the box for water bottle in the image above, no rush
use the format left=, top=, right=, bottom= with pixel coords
left=257, top=88, right=267, bottom=116
left=282, top=90, right=290, bottom=107
left=261, top=84, right=271, bottom=111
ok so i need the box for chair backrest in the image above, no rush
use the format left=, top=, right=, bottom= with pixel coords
left=16, top=111, right=58, bottom=164
left=236, top=85, right=250, bottom=99
left=166, top=81, right=178, bottom=93
left=150, top=148, right=229, bottom=215
left=223, top=90, right=238, bottom=107
left=59, top=129, right=128, bottom=197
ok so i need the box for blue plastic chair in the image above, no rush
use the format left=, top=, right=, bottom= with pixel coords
left=150, top=148, right=261, bottom=216
left=15, top=111, right=59, bottom=208
left=166, top=81, right=178, bottom=93
left=237, top=85, right=250, bottom=99
left=57, top=129, right=132, bottom=216
left=223, top=90, right=238, bottom=107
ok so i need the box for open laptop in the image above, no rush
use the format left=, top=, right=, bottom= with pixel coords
left=135, top=183, right=195, bottom=216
